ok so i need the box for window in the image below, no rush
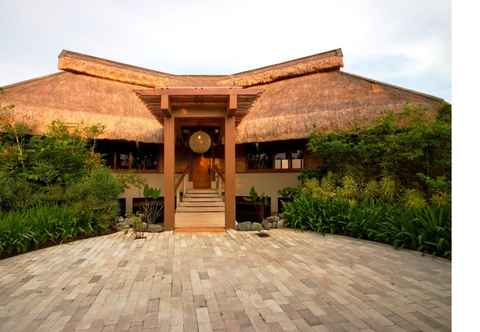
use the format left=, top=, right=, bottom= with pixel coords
left=96, top=140, right=161, bottom=171
left=244, top=140, right=305, bottom=171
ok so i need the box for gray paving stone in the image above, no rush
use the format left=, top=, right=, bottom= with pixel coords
left=0, top=230, right=451, bottom=332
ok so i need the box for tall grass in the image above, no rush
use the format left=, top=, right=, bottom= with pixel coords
left=283, top=192, right=451, bottom=258
left=0, top=204, right=111, bottom=258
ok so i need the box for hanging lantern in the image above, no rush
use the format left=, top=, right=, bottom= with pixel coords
left=189, top=130, right=211, bottom=154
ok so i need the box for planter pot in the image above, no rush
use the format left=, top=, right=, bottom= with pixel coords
left=235, top=196, right=271, bottom=222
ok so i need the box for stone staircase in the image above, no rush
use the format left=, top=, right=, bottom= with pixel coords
left=175, top=189, right=225, bottom=230
left=177, top=189, right=225, bottom=213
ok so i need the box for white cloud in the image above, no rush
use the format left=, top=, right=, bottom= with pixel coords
left=0, top=0, right=451, bottom=100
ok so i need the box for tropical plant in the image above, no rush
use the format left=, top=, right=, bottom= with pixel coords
left=0, top=106, right=138, bottom=257
left=278, top=186, right=300, bottom=199
left=283, top=175, right=451, bottom=258
left=141, top=185, right=163, bottom=224
left=0, top=204, right=112, bottom=258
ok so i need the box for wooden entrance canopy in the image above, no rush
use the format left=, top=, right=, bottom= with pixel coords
left=135, top=87, right=262, bottom=119
left=135, top=87, right=261, bottom=230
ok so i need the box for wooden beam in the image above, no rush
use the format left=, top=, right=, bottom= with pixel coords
left=160, top=94, right=171, bottom=117
left=224, top=114, right=236, bottom=229
left=228, top=93, right=237, bottom=117
left=163, top=115, right=175, bottom=230
left=136, top=87, right=262, bottom=96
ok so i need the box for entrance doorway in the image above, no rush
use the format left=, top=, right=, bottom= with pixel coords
left=192, top=154, right=211, bottom=188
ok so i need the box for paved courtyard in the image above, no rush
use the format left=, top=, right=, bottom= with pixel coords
left=0, top=229, right=451, bottom=332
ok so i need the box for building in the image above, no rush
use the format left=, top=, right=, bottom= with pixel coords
left=0, top=49, right=443, bottom=231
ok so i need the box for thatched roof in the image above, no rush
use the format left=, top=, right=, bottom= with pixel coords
left=0, top=72, right=162, bottom=143
left=235, top=71, right=444, bottom=143
left=1, top=48, right=444, bottom=144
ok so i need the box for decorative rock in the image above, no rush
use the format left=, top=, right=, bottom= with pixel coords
left=251, top=223, right=263, bottom=231
left=278, top=218, right=286, bottom=228
left=263, top=215, right=282, bottom=229
left=237, top=222, right=252, bottom=231
left=266, top=215, right=280, bottom=223
left=262, top=219, right=272, bottom=230
left=145, top=224, right=164, bottom=233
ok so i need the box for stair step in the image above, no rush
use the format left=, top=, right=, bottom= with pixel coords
left=186, top=189, right=218, bottom=194
left=184, top=193, right=221, bottom=198
left=176, top=206, right=225, bottom=213
left=180, top=201, right=225, bottom=207
left=182, top=197, right=223, bottom=202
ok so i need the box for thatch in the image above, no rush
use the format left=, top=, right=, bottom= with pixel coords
left=58, top=50, right=227, bottom=88
left=1, top=48, right=444, bottom=145
left=58, top=49, right=343, bottom=89
left=58, top=50, right=169, bottom=87
left=0, top=72, right=163, bottom=143
left=235, top=71, right=444, bottom=143
left=221, top=49, right=343, bottom=87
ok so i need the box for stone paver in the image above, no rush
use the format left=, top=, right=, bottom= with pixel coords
left=0, top=229, right=451, bottom=332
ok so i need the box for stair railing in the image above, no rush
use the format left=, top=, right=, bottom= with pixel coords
left=213, top=165, right=225, bottom=199
left=175, top=166, right=189, bottom=206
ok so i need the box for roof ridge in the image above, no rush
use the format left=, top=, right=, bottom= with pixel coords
left=58, top=48, right=343, bottom=79
left=59, top=50, right=174, bottom=77
left=231, top=48, right=342, bottom=76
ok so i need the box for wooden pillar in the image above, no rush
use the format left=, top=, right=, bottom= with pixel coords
left=163, top=96, right=175, bottom=230
left=225, top=95, right=237, bottom=229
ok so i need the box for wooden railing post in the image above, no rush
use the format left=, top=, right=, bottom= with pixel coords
left=183, top=175, right=187, bottom=200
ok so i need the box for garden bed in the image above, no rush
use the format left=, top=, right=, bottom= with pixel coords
left=235, top=196, right=271, bottom=222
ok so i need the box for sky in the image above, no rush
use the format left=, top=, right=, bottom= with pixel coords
left=0, top=0, right=451, bottom=100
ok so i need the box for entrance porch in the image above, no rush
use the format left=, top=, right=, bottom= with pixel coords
left=136, top=87, right=261, bottom=231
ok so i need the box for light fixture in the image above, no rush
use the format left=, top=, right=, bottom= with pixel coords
left=189, top=130, right=211, bottom=154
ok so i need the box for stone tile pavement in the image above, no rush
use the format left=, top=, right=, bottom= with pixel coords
left=0, top=229, right=451, bottom=331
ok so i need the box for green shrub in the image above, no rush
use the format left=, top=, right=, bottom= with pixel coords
left=285, top=105, right=451, bottom=258
left=143, top=185, right=161, bottom=199
left=0, top=204, right=111, bottom=258
left=0, top=108, right=135, bottom=258
left=336, top=175, right=359, bottom=201
left=402, top=189, right=427, bottom=209
left=277, top=186, right=300, bottom=199
left=284, top=193, right=451, bottom=258
left=284, top=171, right=451, bottom=258
left=66, top=168, right=123, bottom=228
left=308, top=104, right=451, bottom=192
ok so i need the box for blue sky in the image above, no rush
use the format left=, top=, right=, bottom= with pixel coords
left=0, top=0, right=451, bottom=100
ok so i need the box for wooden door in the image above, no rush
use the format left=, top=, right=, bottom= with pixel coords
left=192, top=155, right=211, bottom=188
